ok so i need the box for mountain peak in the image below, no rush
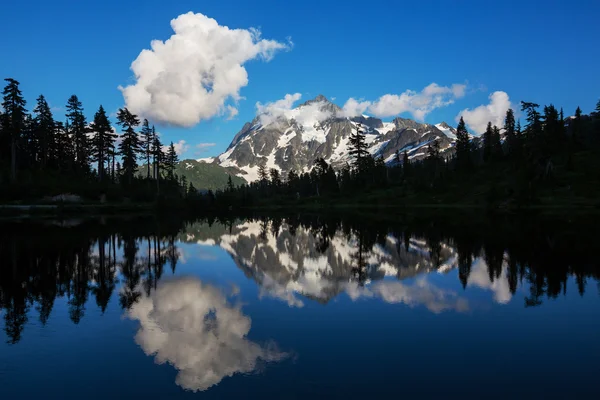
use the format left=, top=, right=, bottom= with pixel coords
left=299, top=94, right=331, bottom=107
left=438, top=121, right=453, bottom=129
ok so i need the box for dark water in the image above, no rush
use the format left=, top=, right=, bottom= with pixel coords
left=1, top=214, right=599, bottom=399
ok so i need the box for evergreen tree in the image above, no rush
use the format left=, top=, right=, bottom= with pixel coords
left=33, top=94, right=55, bottom=169
left=504, top=108, right=516, bottom=156
left=455, top=117, right=471, bottom=169
left=491, top=125, right=502, bottom=159
left=427, top=140, right=440, bottom=160
left=187, top=181, right=197, bottom=197
left=402, top=151, right=410, bottom=177
left=66, top=95, right=90, bottom=175
left=116, top=107, right=141, bottom=185
left=164, top=141, right=179, bottom=181
left=1, top=78, right=27, bottom=182
left=543, top=104, right=562, bottom=152
left=227, top=175, right=234, bottom=191
left=521, top=101, right=542, bottom=150
left=258, top=163, right=268, bottom=184
left=269, top=168, right=281, bottom=188
left=140, top=119, right=153, bottom=179
left=151, top=133, right=164, bottom=192
left=482, top=122, right=493, bottom=162
left=55, top=120, right=74, bottom=172
left=592, top=99, right=600, bottom=119
left=349, top=123, right=369, bottom=170
left=572, top=106, right=582, bottom=145
left=90, top=105, right=116, bottom=182
left=395, top=150, right=401, bottom=164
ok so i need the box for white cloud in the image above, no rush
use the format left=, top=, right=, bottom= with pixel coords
left=340, top=98, right=371, bottom=117
left=226, top=105, right=239, bottom=120
left=467, top=257, right=512, bottom=304
left=256, top=93, right=301, bottom=126
left=162, top=139, right=189, bottom=155
left=255, top=93, right=333, bottom=127
left=345, top=278, right=469, bottom=314
left=341, top=82, right=467, bottom=121
left=119, top=12, right=291, bottom=127
left=126, top=277, right=288, bottom=392
left=456, top=91, right=511, bottom=135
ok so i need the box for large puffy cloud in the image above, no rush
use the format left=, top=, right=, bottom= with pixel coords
left=127, top=277, right=288, bottom=392
left=456, top=91, right=511, bottom=135
left=341, top=83, right=467, bottom=120
left=119, top=12, right=291, bottom=127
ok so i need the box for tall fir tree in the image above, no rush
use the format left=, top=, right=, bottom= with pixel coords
left=258, top=163, right=268, bottom=184
left=572, top=106, right=582, bottom=145
left=33, top=94, right=55, bottom=169
left=140, top=119, right=153, bottom=179
left=455, top=116, right=471, bottom=169
left=504, top=108, right=517, bottom=157
left=521, top=101, right=542, bottom=154
left=116, top=107, right=141, bottom=185
left=348, top=123, right=369, bottom=170
left=66, top=95, right=90, bottom=175
left=543, top=104, right=562, bottom=153
left=55, top=120, right=74, bottom=171
left=402, top=150, right=410, bottom=177
left=593, top=99, right=600, bottom=119
left=90, top=105, right=116, bottom=182
left=165, top=141, right=179, bottom=181
left=151, top=132, right=164, bottom=192
left=482, top=122, right=493, bottom=162
left=1, top=78, right=27, bottom=182
left=491, top=125, right=502, bottom=159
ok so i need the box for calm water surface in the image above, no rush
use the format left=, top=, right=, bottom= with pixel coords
left=0, top=215, right=599, bottom=399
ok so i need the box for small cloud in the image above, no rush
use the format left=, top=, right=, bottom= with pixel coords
left=162, top=139, right=189, bottom=155
left=340, top=82, right=468, bottom=121
left=226, top=105, right=239, bottom=120
left=255, top=93, right=334, bottom=128
left=456, top=91, right=511, bottom=135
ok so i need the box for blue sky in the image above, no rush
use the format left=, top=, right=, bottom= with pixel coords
left=2, top=0, right=599, bottom=160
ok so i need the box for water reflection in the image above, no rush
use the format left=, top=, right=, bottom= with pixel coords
left=1, top=215, right=600, bottom=346
left=1, top=214, right=600, bottom=395
left=126, top=277, right=288, bottom=392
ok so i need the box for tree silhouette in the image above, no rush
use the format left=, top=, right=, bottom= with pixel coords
left=66, top=95, right=90, bottom=175
left=1, top=78, right=27, bottom=182
left=116, top=107, right=141, bottom=185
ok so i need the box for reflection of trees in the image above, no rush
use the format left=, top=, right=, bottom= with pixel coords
left=0, top=217, right=186, bottom=344
left=2, top=213, right=600, bottom=344
left=185, top=213, right=600, bottom=309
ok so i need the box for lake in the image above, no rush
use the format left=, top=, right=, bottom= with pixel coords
left=1, top=213, right=599, bottom=399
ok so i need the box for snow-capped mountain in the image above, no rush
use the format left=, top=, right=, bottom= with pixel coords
left=211, top=95, right=458, bottom=182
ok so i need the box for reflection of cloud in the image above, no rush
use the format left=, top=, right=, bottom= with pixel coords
left=346, top=278, right=469, bottom=314
left=127, top=277, right=287, bottom=392
left=467, top=258, right=512, bottom=304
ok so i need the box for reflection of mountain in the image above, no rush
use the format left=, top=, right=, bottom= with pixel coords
left=126, top=277, right=288, bottom=392
left=183, top=220, right=468, bottom=310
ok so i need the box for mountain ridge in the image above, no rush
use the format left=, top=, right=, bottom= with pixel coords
left=210, top=95, right=460, bottom=183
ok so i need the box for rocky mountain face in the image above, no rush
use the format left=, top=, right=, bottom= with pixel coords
left=208, top=95, right=458, bottom=182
